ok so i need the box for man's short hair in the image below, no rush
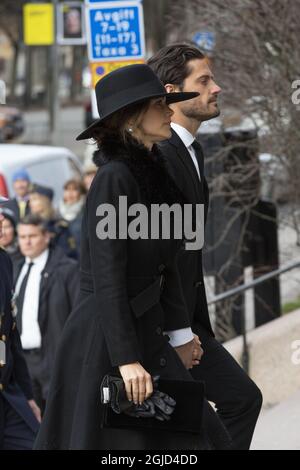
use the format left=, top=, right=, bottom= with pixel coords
left=148, top=43, right=205, bottom=89
left=18, top=214, right=48, bottom=234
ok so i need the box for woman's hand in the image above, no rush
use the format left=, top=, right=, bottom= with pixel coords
left=118, top=362, right=153, bottom=405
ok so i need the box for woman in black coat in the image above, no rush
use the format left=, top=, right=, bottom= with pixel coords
left=34, top=65, right=206, bottom=450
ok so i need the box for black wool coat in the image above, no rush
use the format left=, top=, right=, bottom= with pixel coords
left=0, top=248, right=33, bottom=399
left=14, top=246, right=80, bottom=397
left=34, top=136, right=200, bottom=450
left=159, top=130, right=214, bottom=336
left=0, top=248, right=39, bottom=442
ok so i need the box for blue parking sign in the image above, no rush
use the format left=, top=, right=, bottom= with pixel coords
left=86, top=1, right=145, bottom=62
left=193, top=32, right=215, bottom=52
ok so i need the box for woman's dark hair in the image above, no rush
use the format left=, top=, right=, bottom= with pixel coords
left=148, top=43, right=205, bottom=89
left=90, top=100, right=151, bottom=149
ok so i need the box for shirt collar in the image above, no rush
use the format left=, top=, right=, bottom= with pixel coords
left=25, top=248, right=49, bottom=268
left=16, top=196, right=29, bottom=202
left=171, top=122, right=195, bottom=149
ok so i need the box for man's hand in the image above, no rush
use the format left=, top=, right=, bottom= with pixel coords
left=192, top=334, right=204, bottom=366
left=28, top=399, right=42, bottom=423
left=174, top=334, right=204, bottom=370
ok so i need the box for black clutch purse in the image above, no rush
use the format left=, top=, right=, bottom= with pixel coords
left=100, top=374, right=205, bottom=434
left=100, top=375, right=176, bottom=420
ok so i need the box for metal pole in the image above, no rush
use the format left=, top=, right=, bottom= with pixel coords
left=208, top=259, right=300, bottom=373
left=50, top=0, right=60, bottom=144
left=208, top=259, right=300, bottom=305
left=241, top=307, right=249, bottom=373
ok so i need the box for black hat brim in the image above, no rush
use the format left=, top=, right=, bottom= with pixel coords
left=76, top=91, right=199, bottom=141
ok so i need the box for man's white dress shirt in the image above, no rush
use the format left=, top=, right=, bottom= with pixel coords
left=171, top=122, right=201, bottom=181
left=15, top=249, right=49, bottom=350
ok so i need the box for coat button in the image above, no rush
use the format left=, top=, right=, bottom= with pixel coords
left=1, top=335, right=6, bottom=342
left=0, top=383, right=3, bottom=391
left=159, top=357, right=167, bottom=367
left=194, top=281, right=203, bottom=288
left=158, top=264, right=165, bottom=273
left=156, top=326, right=162, bottom=335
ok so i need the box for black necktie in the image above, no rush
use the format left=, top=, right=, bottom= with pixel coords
left=192, top=140, right=204, bottom=181
left=16, top=262, right=34, bottom=334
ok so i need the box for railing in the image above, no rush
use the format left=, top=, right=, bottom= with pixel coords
left=207, top=259, right=300, bottom=373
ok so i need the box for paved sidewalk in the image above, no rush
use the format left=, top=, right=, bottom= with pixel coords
left=251, top=391, right=300, bottom=450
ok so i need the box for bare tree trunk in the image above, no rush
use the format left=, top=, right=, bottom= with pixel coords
left=71, top=46, right=84, bottom=102
left=9, top=42, right=19, bottom=101
left=23, top=46, right=33, bottom=108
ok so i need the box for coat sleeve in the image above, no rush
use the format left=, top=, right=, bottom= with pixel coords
left=63, top=260, right=81, bottom=312
left=11, top=328, right=34, bottom=400
left=160, top=250, right=192, bottom=332
left=87, top=163, right=143, bottom=368
left=1, top=251, right=33, bottom=400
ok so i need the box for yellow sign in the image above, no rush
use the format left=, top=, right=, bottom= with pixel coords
left=23, top=3, right=54, bottom=46
left=90, top=60, right=144, bottom=88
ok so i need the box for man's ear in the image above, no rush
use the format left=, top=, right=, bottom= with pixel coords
left=165, top=83, right=180, bottom=93
left=45, top=232, right=52, bottom=244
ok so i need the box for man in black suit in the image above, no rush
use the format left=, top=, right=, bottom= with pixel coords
left=0, top=196, right=40, bottom=450
left=4, top=169, right=31, bottom=223
left=14, top=214, right=80, bottom=412
left=148, top=44, right=262, bottom=450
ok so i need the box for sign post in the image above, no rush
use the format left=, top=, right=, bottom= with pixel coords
left=85, top=1, right=146, bottom=119
left=192, top=31, right=216, bottom=53
left=86, top=1, right=145, bottom=62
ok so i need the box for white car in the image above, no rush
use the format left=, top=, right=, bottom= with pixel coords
left=0, top=144, right=82, bottom=205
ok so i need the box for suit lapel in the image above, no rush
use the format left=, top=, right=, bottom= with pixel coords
left=14, top=259, right=25, bottom=287
left=38, top=251, right=54, bottom=331
left=168, top=130, right=204, bottom=203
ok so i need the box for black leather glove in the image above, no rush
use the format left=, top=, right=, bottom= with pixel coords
left=150, top=390, right=176, bottom=421
left=124, top=376, right=176, bottom=421
left=100, top=374, right=176, bottom=421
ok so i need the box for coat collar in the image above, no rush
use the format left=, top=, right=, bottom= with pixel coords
left=93, top=134, right=188, bottom=207
left=14, top=246, right=69, bottom=285
left=171, top=123, right=194, bottom=148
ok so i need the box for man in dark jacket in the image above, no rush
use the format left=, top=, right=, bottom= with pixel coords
left=14, top=214, right=80, bottom=411
left=3, top=169, right=31, bottom=223
left=0, top=198, right=40, bottom=450
left=149, top=44, right=263, bottom=450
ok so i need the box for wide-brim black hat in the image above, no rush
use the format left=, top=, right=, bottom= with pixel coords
left=76, top=64, right=199, bottom=141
